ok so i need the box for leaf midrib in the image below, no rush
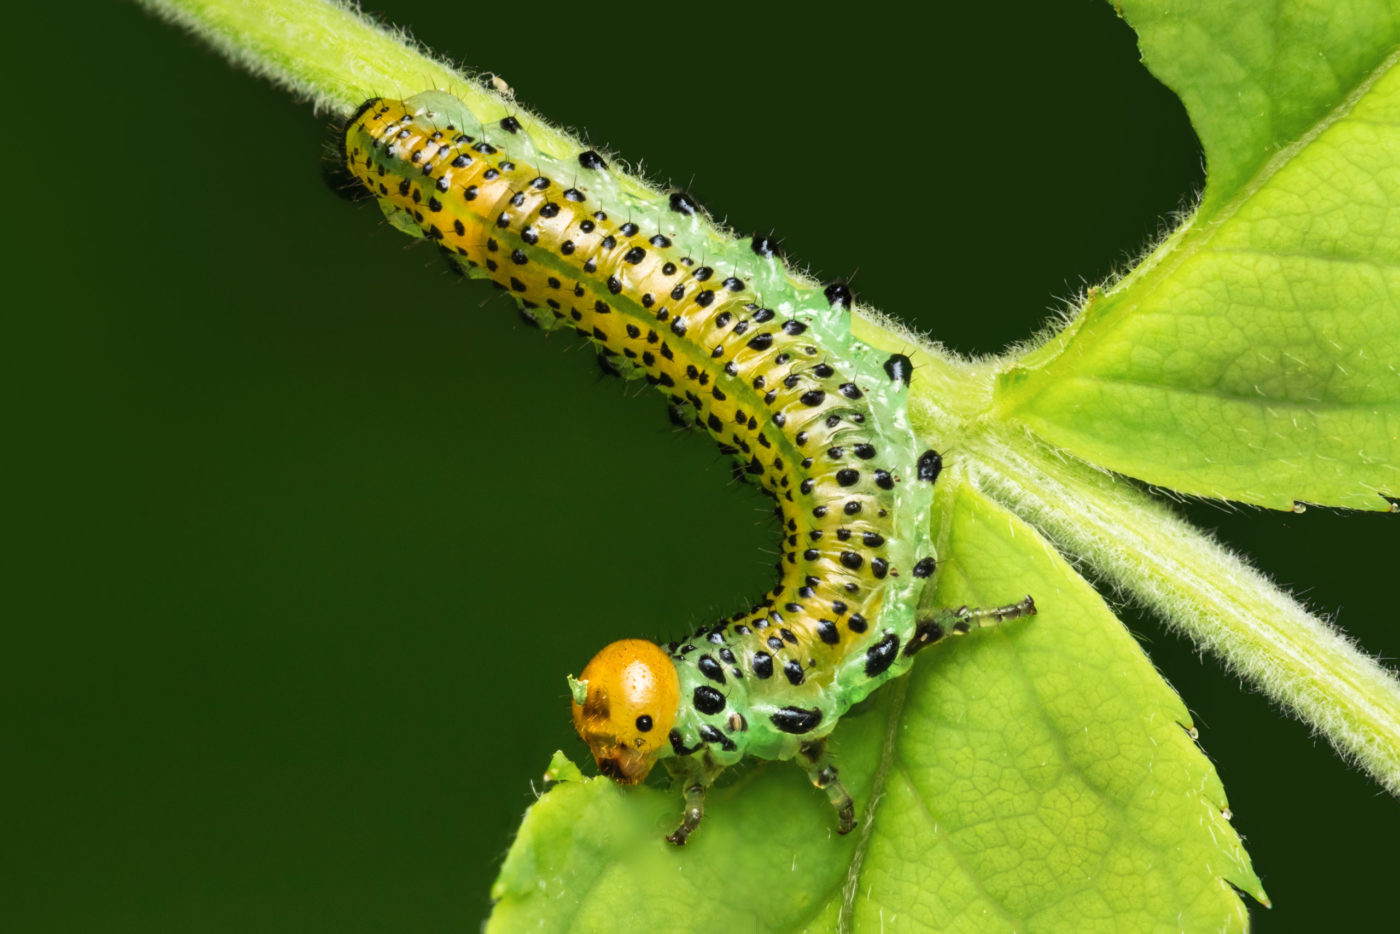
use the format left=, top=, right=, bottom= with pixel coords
left=1046, top=375, right=1400, bottom=411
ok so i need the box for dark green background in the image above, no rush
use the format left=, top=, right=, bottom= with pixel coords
left=11, top=1, right=1394, bottom=930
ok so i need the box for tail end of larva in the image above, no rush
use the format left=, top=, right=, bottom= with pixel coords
left=324, top=98, right=386, bottom=204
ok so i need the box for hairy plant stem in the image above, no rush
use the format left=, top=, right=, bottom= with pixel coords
left=141, top=0, right=1400, bottom=796
left=875, top=329, right=1400, bottom=795
left=965, top=428, right=1400, bottom=795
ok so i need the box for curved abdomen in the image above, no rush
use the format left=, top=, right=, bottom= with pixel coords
left=344, top=93, right=937, bottom=757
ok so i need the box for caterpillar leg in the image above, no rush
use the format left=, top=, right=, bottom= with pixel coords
left=903, top=594, right=1037, bottom=657
left=663, top=756, right=725, bottom=846
left=798, top=739, right=856, bottom=834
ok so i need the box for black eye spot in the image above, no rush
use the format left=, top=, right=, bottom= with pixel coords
left=635, top=714, right=653, bottom=732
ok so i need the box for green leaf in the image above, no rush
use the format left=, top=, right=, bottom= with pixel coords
left=1122, top=0, right=1400, bottom=217
left=488, top=477, right=1263, bottom=932
left=996, top=5, right=1400, bottom=511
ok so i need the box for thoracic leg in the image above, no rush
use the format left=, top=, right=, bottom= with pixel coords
left=903, top=594, right=1037, bottom=656
left=663, top=755, right=725, bottom=846
left=798, top=739, right=856, bottom=834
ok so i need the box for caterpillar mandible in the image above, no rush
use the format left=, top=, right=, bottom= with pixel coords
left=342, top=91, right=1035, bottom=845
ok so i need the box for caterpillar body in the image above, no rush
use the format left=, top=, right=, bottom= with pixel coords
left=343, top=91, right=1034, bottom=844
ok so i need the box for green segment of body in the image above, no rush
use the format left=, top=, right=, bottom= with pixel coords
left=344, top=91, right=937, bottom=766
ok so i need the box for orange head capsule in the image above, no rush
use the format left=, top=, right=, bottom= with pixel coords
left=570, top=639, right=679, bottom=784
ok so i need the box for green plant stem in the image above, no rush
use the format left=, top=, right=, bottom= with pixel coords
left=141, top=0, right=465, bottom=116
left=141, top=0, right=1400, bottom=796
left=859, top=321, right=1400, bottom=793
left=966, top=429, right=1400, bottom=795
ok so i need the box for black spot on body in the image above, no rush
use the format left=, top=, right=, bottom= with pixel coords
left=770, top=706, right=823, bottom=734
left=578, top=150, right=607, bottom=170
left=865, top=633, right=900, bottom=677
left=918, top=450, right=943, bottom=483
left=669, top=191, right=699, bottom=215
left=669, top=729, right=701, bottom=755
left=699, top=724, right=737, bottom=750
left=752, top=652, right=773, bottom=678
left=693, top=685, right=725, bottom=714
left=751, top=234, right=781, bottom=258
left=823, top=281, right=854, bottom=309
left=697, top=655, right=726, bottom=685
